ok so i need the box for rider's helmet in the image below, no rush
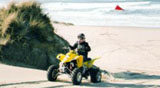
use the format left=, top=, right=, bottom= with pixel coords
left=77, top=33, right=85, bottom=40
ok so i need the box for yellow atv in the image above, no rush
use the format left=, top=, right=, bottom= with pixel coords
left=47, top=50, right=101, bottom=85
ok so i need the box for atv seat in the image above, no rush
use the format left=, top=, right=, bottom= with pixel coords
left=83, top=58, right=91, bottom=62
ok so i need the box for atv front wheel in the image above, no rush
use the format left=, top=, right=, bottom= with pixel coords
left=47, top=65, right=58, bottom=81
left=71, top=68, right=82, bottom=85
left=90, top=68, right=101, bottom=83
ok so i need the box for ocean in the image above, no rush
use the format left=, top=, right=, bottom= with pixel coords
left=1, top=0, right=160, bottom=28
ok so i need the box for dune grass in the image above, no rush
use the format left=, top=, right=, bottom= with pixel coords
left=0, top=1, right=69, bottom=70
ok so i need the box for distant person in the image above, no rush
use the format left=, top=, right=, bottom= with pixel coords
left=69, top=33, right=91, bottom=62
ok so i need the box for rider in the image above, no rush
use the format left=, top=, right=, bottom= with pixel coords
left=69, top=33, right=91, bottom=62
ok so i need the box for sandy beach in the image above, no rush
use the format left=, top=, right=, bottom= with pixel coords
left=0, top=24, right=160, bottom=88
left=54, top=24, right=160, bottom=73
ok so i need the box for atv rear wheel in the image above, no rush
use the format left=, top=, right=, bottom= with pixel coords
left=71, top=68, right=82, bottom=85
left=47, top=65, right=58, bottom=81
left=90, top=68, right=101, bottom=83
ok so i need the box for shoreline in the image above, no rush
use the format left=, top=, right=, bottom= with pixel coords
left=53, top=21, right=160, bottom=29
left=75, top=25, right=160, bottom=29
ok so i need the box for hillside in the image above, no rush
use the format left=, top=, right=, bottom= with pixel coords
left=0, top=1, right=69, bottom=70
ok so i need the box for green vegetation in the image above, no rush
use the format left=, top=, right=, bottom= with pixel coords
left=0, top=1, right=69, bottom=70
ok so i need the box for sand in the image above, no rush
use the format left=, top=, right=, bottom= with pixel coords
left=0, top=24, right=160, bottom=88
left=54, top=24, right=160, bottom=73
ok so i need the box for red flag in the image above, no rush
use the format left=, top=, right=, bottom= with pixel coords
left=115, top=5, right=124, bottom=10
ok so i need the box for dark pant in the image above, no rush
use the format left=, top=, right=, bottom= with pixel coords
left=83, top=56, right=91, bottom=62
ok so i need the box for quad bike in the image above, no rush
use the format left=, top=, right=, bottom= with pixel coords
left=47, top=49, right=101, bottom=85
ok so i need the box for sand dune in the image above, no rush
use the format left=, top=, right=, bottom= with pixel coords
left=1, top=24, right=160, bottom=88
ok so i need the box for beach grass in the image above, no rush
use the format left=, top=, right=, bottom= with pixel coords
left=0, top=1, right=69, bottom=70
